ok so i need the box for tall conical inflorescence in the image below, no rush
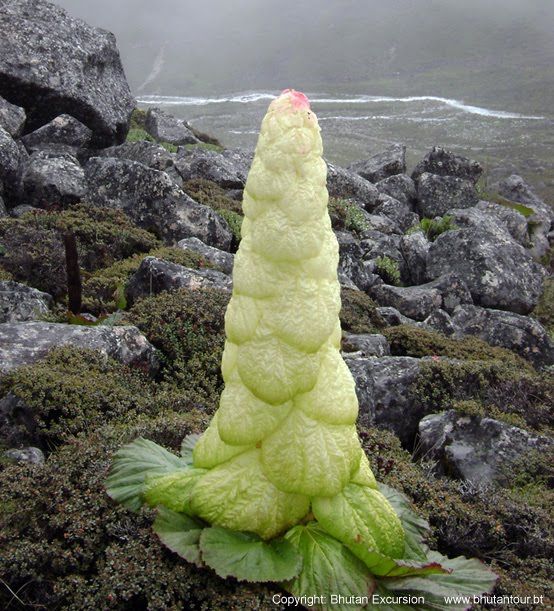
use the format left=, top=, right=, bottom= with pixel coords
left=188, top=89, right=403, bottom=549
left=106, top=90, right=497, bottom=606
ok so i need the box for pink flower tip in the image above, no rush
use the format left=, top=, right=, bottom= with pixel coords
left=281, top=89, right=310, bottom=110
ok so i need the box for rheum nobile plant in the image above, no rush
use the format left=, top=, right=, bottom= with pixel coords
left=107, top=90, right=497, bottom=609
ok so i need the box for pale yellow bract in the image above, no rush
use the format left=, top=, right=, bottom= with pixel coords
left=190, top=90, right=403, bottom=549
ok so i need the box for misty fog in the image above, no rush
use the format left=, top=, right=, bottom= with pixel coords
left=55, top=0, right=554, bottom=115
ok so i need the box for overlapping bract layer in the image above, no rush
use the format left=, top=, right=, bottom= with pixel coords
left=189, top=90, right=402, bottom=546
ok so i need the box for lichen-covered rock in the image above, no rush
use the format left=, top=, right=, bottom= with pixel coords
left=0, top=280, right=52, bottom=323
left=20, top=114, right=92, bottom=156
left=400, top=231, right=429, bottom=285
left=4, top=446, right=44, bottom=465
left=326, top=162, right=380, bottom=209
left=0, top=125, right=22, bottom=201
left=336, top=230, right=378, bottom=291
left=341, top=332, right=390, bottom=357
left=451, top=304, right=554, bottom=369
left=177, top=237, right=235, bottom=275
left=370, top=284, right=442, bottom=321
left=420, top=308, right=458, bottom=336
left=345, top=355, right=422, bottom=444
left=84, top=156, right=233, bottom=249
left=126, top=257, right=232, bottom=305
left=17, top=151, right=86, bottom=208
left=418, top=410, right=553, bottom=485
left=493, top=174, right=553, bottom=258
left=373, top=194, right=418, bottom=232
left=349, top=143, right=406, bottom=183
left=375, top=173, right=417, bottom=208
left=0, top=95, right=25, bottom=137
left=97, top=139, right=176, bottom=174
left=175, top=147, right=245, bottom=189
left=376, top=306, right=415, bottom=327
left=0, top=0, right=134, bottom=146
left=475, top=200, right=529, bottom=247
left=416, top=172, right=479, bottom=217
left=411, top=147, right=483, bottom=184
left=426, top=224, right=545, bottom=314
left=145, top=107, right=199, bottom=145
left=420, top=272, right=473, bottom=314
left=0, top=322, right=158, bottom=375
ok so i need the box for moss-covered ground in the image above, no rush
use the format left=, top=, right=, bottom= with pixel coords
left=0, top=194, right=552, bottom=609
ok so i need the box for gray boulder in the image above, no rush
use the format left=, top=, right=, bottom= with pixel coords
left=8, top=204, right=38, bottom=218
left=98, top=139, right=176, bottom=174
left=349, top=144, right=406, bottom=183
left=451, top=304, right=554, bottom=368
left=220, top=149, right=254, bottom=185
left=475, top=200, right=529, bottom=247
left=0, top=0, right=134, bottom=146
left=420, top=309, right=458, bottom=336
left=85, top=157, right=233, bottom=250
left=176, top=147, right=246, bottom=189
left=426, top=223, right=544, bottom=314
left=418, top=410, right=553, bottom=486
left=400, top=231, right=429, bottom=285
left=336, top=231, right=379, bottom=292
left=17, top=151, right=86, bottom=208
left=145, top=108, right=199, bottom=145
left=0, top=392, right=38, bottom=447
left=370, top=284, right=442, bottom=321
left=416, top=173, right=479, bottom=218
left=373, top=194, right=418, bottom=233
left=0, top=95, right=25, bottom=137
left=420, top=273, right=473, bottom=314
left=126, top=257, right=232, bottom=305
left=178, top=237, right=235, bottom=275
left=346, top=355, right=422, bottom=444
left=412, top=147, right=483, bottom=184
left=376, top=306, right=415, bottom=327
left=21, top=114, right=92, bottom=156
left=0, top=322, right=159, bottom=375
left=493, top=175, right=553, bottom=258
left=0, top=125, right=22, bottom=200
left=4, top=446, right=44, bottom=465
left=0, top=281, right=53, bottom=323
left=342, top=333, right=390, bottom=357
left=375, top=173, right=417, bottom=208
left=326, top=162, right=380, bottom=210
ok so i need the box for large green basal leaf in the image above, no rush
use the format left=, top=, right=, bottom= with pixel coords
left=284, top=523, right=376, bottom=611
left=143, top=468, right=206, bottom=514
left=180, top=433, right=201, bottom=466
left=312, top=483, right=405, bottom=561
left=373, top=553, right=498, bottom=610
left=152, top=507, right=204, bottom=568
left=105, top=438, right=188, bottom=511
left=199, top=527, right=302, bottom=582
left=378, top=483, right=430, bottom=561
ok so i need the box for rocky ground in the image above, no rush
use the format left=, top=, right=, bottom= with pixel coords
left=0, top=1, right=553, bottom=609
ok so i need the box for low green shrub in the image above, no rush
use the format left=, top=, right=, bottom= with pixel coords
left=183, top=178, right=243, bottom=215
left=412, top=360, right=553, bottom=436
left=328, top=197, right=368, bottom=234
left=82, top=246, right=211, bottom=314
left=0, top=415, right=283, bottom=610
left=0, top=347, right=154, bottom=448
left=374, top=255, right=401, bottom=286
left=383, top=324, right=530, bottom=368
left=0, top=205, right=158, bottom=299
left=126, top=288, right=230, bottom=412
left=407, top=215, right=456, bottom=241
left=339, top=287, right=385, bottom=334
left=533, top=275, right=553, bottom=337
